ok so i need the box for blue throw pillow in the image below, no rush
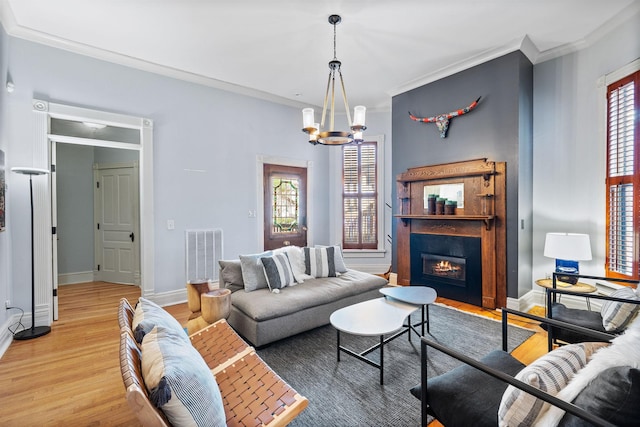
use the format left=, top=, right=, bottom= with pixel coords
left=239, top=251, right=273, bottom=292
left=132, top=297, right=189, bottom=344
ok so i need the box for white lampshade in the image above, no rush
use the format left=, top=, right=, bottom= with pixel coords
left=353, top=105, right=366, bottom=126
left=302, top=108, right=315, bottom=129
left=543, top=232, right=592, bottom=261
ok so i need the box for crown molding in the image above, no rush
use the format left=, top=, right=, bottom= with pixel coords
left=388, top=36, right=533, bottom=97
left=0, top=3, right=309, bottom=111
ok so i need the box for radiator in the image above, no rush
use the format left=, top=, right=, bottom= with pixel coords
left=185, top=229, right=223, bottom=284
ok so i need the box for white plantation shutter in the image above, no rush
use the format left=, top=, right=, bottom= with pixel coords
left=343, top=142, right=377, bottom=249
left=606, top=72, right=639, bottom=279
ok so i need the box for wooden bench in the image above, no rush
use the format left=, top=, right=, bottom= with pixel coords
left=118, top=298, right=308, bottom=426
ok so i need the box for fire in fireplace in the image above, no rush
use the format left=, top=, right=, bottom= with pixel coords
left=410, top=233, right=482, bottom=306
left=423, top=254, right=466, bottom=281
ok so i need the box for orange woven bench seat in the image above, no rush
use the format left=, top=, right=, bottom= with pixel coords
left=118, top=298, right=308, bottom=427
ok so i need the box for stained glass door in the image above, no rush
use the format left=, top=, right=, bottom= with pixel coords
left=263, top=164, right=307, bottom=250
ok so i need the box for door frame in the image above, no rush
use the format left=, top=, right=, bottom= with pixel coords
left=256, top=155, right=314, bottom=249
left=93, top=162, right=140, bottom=285
left=33, top=99, right=153, bottom=322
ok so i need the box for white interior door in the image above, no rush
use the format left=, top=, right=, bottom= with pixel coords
left=94, top=164, right=139, bottom=284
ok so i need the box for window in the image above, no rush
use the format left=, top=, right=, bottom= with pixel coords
left=343, top=141, right=378, bottom=249
left=606, top=70, right=639, bottom=280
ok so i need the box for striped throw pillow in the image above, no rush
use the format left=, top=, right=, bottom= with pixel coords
left=497, top=342, right=609, bottom=427
left=261, top=253, right=297, bottom=291
left=304, top=246, right=337, bottom=278
left=601, top=287, right=640, bottom=332
left=141, top=325, right=226, bottom=427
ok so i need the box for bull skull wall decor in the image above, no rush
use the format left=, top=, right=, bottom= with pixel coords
left=409, top=96, right=481, bottom=138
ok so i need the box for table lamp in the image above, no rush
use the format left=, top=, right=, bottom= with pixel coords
left=11, top=166, right=51, bottom=340
left=543, top=232, right=592, bottom=285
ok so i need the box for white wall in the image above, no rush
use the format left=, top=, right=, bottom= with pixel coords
left=1, top=31, right=345, bottom=312
left=532, top=9, right=640, bottom=283
left=0, top=26, right=394, bottom=324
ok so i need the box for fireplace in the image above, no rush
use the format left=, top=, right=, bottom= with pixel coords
left=410, top=234, right=482, bottom=306
left=396, top=159, right=506, bottom=308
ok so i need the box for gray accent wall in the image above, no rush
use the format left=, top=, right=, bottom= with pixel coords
left=392, top=51, right=534, bottom=300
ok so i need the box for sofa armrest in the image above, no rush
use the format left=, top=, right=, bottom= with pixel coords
left=420, top=336, right=615, bottom=427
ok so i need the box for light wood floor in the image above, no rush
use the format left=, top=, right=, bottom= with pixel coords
left=0, top=282, right=547, bottom=426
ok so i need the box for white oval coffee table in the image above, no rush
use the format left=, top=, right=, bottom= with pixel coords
left=329, top=286, right=437, bottom=384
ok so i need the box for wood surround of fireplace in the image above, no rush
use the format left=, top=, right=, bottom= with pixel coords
left=395, top=158, right=506, bottom=309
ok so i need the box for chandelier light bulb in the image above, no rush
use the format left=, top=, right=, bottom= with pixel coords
left=353, top=106, right=366, bottom=127
left=302, top=108, right=315, bottom=129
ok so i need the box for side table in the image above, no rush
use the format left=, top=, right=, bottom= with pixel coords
left=201, top=288, right=232, bottom=323
left=535, top=278, right=597, bottom=310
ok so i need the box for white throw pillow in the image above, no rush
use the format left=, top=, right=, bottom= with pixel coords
left=273, top=245, right=312, bottom=282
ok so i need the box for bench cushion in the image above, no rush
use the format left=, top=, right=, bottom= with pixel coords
left=411, top=349, right=525, bottom=427
left=547, top=303, right=609, bottom=343
left=230, top=269, right=387, bottom=322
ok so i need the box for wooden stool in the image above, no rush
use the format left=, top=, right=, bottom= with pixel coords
left=201, top=288, right=232, bottom=323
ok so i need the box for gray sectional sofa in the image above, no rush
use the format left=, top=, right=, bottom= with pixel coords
left=219, top=249, right=388, bottom=347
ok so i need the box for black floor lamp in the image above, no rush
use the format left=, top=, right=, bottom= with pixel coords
left=11, top=166, right=51, bottom=340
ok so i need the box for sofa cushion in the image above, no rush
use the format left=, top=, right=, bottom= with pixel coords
left=141, top=325, right=226, bottom=427
left=219, top=259, right=244, bottom=287
left=261, top=253, right=297, bottom=291
left=304, top=246, right=340, bottom=277
left=558, top=366, right=640, bottom=426
left=601, top=287, right=640, bottom=331
left=498, top=342, right=607, bottom=427
left=239, top=251, right=272, bottom=292
left=132, top=297, right=189, bottom=344
left=315, top=245, right=347, bottom=273
left=230, top=269, right=388, bottom=322
left=273, top=245, right=313, bottom=282
left=411, top=349, right=525, bottom=427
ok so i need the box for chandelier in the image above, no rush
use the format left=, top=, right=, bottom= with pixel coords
left=302, top=14, right=366, bottom=145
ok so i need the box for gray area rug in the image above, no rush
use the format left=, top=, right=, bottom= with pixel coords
left=256, top=303, right=534, bottom=427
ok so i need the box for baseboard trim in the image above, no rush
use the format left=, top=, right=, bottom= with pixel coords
left=148, top=287, right=189, bottom=307
left=0, top=314, right=19, bottom=359
left=58, top=271, right=94, bottom=285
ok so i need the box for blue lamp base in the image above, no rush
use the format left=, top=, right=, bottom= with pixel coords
left=555, top=259, right=579, bottom=284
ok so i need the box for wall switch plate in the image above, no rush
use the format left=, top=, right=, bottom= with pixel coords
left=167, top=219, right=175, bottom=230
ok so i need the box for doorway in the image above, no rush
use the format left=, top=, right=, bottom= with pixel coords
left=263, top=164, right=307, bottom=250
left=39, top=100, right=153, bottom=322
left=53, top=144, right=140, bottom=315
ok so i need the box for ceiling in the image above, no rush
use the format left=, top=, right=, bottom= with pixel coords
left=1, top=0, right=638, bottom=112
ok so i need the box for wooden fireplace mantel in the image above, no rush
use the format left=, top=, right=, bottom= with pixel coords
left=395, top=158, right=506, bottom=309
